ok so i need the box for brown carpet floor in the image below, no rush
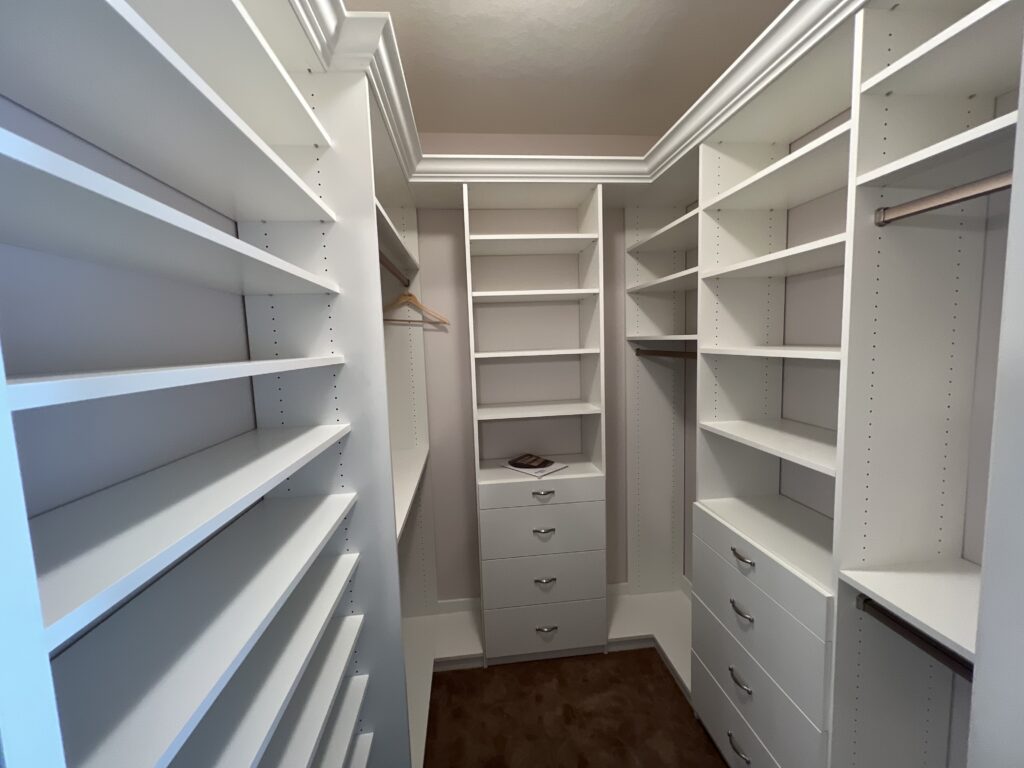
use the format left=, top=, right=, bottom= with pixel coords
left=424, top=648, right=727, bottom=768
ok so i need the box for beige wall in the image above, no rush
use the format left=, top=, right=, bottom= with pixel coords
left=420, top=132, right=657, bottom=157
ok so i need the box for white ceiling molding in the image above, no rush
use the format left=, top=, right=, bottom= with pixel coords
left=308, top=0, right=867, bottom=184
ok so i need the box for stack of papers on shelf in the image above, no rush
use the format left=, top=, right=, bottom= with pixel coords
left=503, top=453, right=568, bottom=478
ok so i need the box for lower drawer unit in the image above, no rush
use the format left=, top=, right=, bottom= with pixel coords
left=693, top=596, right=826, bottom=768
left=693, top=652, right=780, bottom=768
left=482, top=550, right=606, bottom=609
left=478, top=474, right=605, bottom=510
left=480, top=500, right=606, bottom=559
left=483, top=598, right=606, bottom=658
left=693, top=537, right=829, bottom=727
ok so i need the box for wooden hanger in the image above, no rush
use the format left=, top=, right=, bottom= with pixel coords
left=383, top=292, right=450, bottom=326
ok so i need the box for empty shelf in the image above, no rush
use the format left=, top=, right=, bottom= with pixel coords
left=608, top=590, right=693, bottom=690
left=474, top=348, right=600, bottom=359
left=0, top=128, right=339, bottom=295
left=51, top=494, right=354, bottom=768
left=259, top=619, right=366, bottom=768
left=0, top=1, right=334, bottom=221
left=701, top=235, right=846, bottom=279
left=345, top=733, right=374, bottom=768
left=170, top=554, right=359, bottom=768
left=476, top=400, right=602, bottom=421
left=8, top=356, right=344, bottom=411
left=377, top=200, right=418, bottom=275
left=472, top=289, right=599, bottom=303
left=706, top=123, right=851, bottom=210
left=841, top=559, right=980, bottom=661
left=700, top=418, right=837, bottom=476
left=701, top=345, right=841, bottom=360
left=627, top=335, right=698, bottom=343
left=629, top=209, right=699, bottom=254
left=393, top=443, right=430, bottom=539
left=33, top=424, right=351, bottom=651
left=308, top=675, right=369, bottom=768
left=469, top=234, right=598, bottom=256
left=862, top=0, right=1024, bottom=97
left=478, top=454, right=604, bottom=485
left=696, top=496, right=834, bottom=592
left=628, top=267, right=699, bottom=294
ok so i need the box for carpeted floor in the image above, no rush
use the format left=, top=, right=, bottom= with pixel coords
left=424, top=648, right=727, bottom=768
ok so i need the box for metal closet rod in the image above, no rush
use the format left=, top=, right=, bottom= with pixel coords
left=635, top=349, right=697, bottom=359
left=379, top=250, right=411, bottom=287
left=874, top=171, right=1012, bottom=226
left=856, top=594, right=974, bottom=682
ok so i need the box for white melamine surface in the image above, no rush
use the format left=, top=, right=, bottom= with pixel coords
left=393, top=443, right=429, bottom=539
left=52, top=495, right=353, bottom=768
left=480, top=501, right=606, bottom=559
left=8, top=356, right=343, bottom=411
left=472, top=289, right=599, bottom=303
left=700, top=345, right=841, bottom=360
left=34, top=424, right=350, bottom=650
left=629, top=209, right=699, bottom=254
left=862, top=0, right=1024, bottom=96
left=259, top=618, right=365, bottom=768
left=0, top=128, right=339, bottom=295
left=308, top=675, right=369, bottom=768
left=700, top=418, right=837, bottom=476
left=841, top=560, right=980, bottom=661
left=627, top=267, right=698, bottom=294
left=170, top=554, right=359, bottom=768
left=474, top=348, right=600, bottom=359
left=626, top=334, right=698, bottom=342
left=481, top=550, right=606, bottom=609
left=476, top=400, right=602, bottom=421
left=0, top=1, right=336, bottom=221
left=701, top=234, right=846, bottom=279
left=347, top=733, right=373, bottom=768
left=477, top=454, right=604, bottom=484
left=469, top=234, right=598, bottom=256
left=377, top=200, right=419, bottom=275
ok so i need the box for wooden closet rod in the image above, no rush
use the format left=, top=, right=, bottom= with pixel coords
left=635, top=349, right=697, bottom=359
left=379, top=251, right=411, bottom=288
left=874, top=171, right=1012, bottom=226
left=856, top=594, right=974, bottom=682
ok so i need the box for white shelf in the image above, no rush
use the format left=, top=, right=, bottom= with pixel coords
left=260, top=618, right=365, bottom=768
left=608, top=590, right=693, bottom=692
left=346, top=733, right=374, bottom=768
left=700, top=418, right=837, bottom=476
left=393, top=443, right=429, bottom=540
left=469, top=234, right=598, bottom=256
left=33, top=424, right=351, bottom=651
left=478, top=453, right=604, bottom=485
left=377, top=200, right=419, bottom=276
left=858, top=111, right=1018, bottom=189
left=706, top=123, right=851, bottom=210
left=701, top=235, right=847, bottom=279
left=862, top=0, right=1024, bottom=97
left=52, top=494, right=354, bottom=768
left=8, top=355, right=344, bottom=411
left=627, top=267, right=699, bottom=294
left=472, top=289, right=599, bottom=304
left=128, top=0, right=330, bottom=147
left=627, top=334, right=698, bottom=343
left=696, top=496, right=834, bottom=593
left=841, top=559, right=980, bottom=661
left=0, top=128, right=339, bottom=295
left=629, top=209, right=699, bottom=254
left=476, top=400, right=602, bottom=421
left=308, top=675, right=369, bottom=768
left=474, top=348, right=600, bottom=359
left=701, top=345, right=841, bottom=360
left=0, top=1, right=335, bottom=221
left=169, top=554, right=359, bottom=768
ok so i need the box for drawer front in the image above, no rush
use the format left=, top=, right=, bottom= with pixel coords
left=694, top=503, right=830, bottom=641
left=692, top=653, right=781, bottom=768
left=693, top=596, right=827, bottom=765
left=693, top=538, right=828, bottom=726
left=484, top=598, right=606, bottom=658
left=482, top=550, right=606, bottom=609
left=478, top=474, right=605, bottom=510
left=480, top=501, right=605, bottom=559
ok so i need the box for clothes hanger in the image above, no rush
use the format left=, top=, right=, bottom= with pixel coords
left=383, top=291, right=450, bottom=326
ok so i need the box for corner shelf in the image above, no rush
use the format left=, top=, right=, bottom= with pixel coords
left=472, top=289, right=599, bottom=304
left=377, top=200, right=419, bottom=275
left=629, top=208, right=699, bottom=254
left=627, top=267, right=699, bottom=294
left=0, top=128, right=340, bottom=295
left=700, top=345, right=841, bottom=361
left=701, top=235, right=846, bottom=279
left=699, top=418, right=837, bottom=476
left=469, top=234, right=598, bottom=256
left=33, top=424, right=351, bottom=651
left=393, top=444, right=429, bottom=539
left=474, top=348, right=600, bottom=359
left=476, top=400, right=602, bottom=421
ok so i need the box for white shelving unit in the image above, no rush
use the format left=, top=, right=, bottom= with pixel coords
left=699, top=418, right=838, bottom=476
left=701, top=234, right=846, bottom=279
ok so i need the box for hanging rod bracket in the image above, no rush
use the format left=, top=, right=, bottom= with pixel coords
left=874, top=171, right=1012, bottom=227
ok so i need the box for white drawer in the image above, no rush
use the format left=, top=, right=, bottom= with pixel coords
left=478, top=474, right=604, bottom=510
left=693, top=538, right=828, bottom=727
left=693, top=596, right=827, bottom=766
left=482, top=550, right=606, bottom=609
left=484, top=598, right=606, bottom=658
left=694, top=502, right=831, bottom=641
left=692, top=653, right=781, bottom=768
left=480, top=501, right=605, bottom=559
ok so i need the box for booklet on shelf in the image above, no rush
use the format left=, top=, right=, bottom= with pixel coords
left=504, top=453, right=568, bottom=478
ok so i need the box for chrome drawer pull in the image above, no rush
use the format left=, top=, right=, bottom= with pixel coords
left=534, top=577, right=557, bottom=585
left=535, top=625, right=558, bottom=634
left=730, top=598, right=754, bottom=624
left=532, top=527, right=556, bottom=535
left=727, top=731, right=751, bottom=765
left=728, top=665, right=753, bottom=695
left=731, top=546, right=755, bottom=567
left=532, top=490, right=555, bottom=498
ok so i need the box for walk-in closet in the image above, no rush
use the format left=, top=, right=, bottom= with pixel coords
left=0, top=1, right=1022, bottom=767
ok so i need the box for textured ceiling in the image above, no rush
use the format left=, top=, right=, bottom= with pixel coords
left=344, top=0, right=793, bottom=139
